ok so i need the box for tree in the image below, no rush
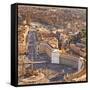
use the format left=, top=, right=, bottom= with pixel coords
left=80, top=29, right=86, bottom=44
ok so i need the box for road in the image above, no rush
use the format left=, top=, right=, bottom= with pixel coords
left=27, top=30, right=38, bottom=60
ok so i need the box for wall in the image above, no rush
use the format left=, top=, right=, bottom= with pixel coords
left=39, top=42, right=53, bottom=57
left=60, top=54, right=79, bottom=68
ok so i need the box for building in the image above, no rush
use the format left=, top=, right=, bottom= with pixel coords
left=51, top=49, right=60, bottom=64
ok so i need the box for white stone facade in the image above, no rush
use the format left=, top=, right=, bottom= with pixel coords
left=51, top=49, right=60, bottom=64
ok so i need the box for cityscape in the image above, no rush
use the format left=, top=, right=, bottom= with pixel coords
left=18, top=5, right=87, bottom=85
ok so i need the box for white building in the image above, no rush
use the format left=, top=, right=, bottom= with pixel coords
left=51, top=49, right=60, bottom=64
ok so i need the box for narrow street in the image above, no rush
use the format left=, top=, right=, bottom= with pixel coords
left=27, top=30, right=38, bottom=60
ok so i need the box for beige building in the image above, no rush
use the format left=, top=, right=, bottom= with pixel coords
left=38, top=41, right=82, bottom=69
left=38, top=42, right=53, bottom=57
left=60, top=54, right=78, bottom=68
